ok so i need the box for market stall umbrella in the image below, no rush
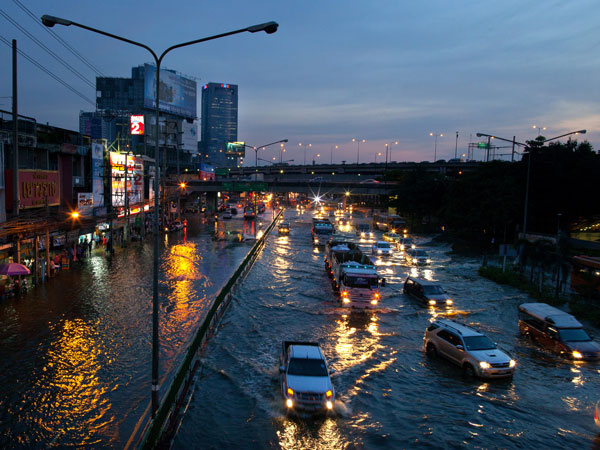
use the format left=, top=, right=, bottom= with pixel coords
left=0, top=263, right=30, bottom=276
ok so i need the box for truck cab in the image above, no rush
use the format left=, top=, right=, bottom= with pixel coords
left=279, top=341, right=335, bottom=413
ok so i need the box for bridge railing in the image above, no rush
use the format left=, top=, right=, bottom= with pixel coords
left=131, top=209, right=284, bottom=450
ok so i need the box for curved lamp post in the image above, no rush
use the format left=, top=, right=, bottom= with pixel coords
left=429, top=132, right=443, bottom=162
left=42, top=14, right=279, bottom=415
left=298, top=142, right=312, bottom=165
left=352, top=138, right=365, bottom=165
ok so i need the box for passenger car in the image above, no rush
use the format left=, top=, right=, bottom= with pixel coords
left=424, top=319, right=516, bottom=379
left=372, top=241, right=392, bottom=256
left=280, top=341, right=335, bottom=412
left=404, top=277, right=453, bottom=307
left=278, top=222, right=290, bottom=235
left=397, top=237, right=415, bottom=251
left=519, top=303, right=600, bottom=360
left=405, top=248, right=430, bottom=265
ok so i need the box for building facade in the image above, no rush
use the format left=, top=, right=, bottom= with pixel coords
left=82, top=65, right=198, bottom=175
left=200, top=83, right=239, bottom=168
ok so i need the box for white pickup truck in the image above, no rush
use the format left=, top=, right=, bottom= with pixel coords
left=279, top=341, right=335, bottom=413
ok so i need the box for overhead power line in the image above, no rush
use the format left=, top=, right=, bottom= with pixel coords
left=12, top=0, right=105, bottom=77
left=0, top=8, right=95, bottom=89
left=0, top=34, right=95, bottom=106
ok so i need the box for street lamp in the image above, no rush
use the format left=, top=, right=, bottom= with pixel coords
left=298, top=142, right=312, bottom=165
left=429, top=132, right=443, bottom=162
left=245, top=139, right=288, bottom=172
left=533, top=125, right=547, bottom=136
left=42, top=13, right=279, bottom=415
left=330, top=145, right=339, bottom=164
left=352, top=138, right=366, bottom=165
left=312, top=153, right=320, bottom=165
left=375, top=152, right=382, bottom=163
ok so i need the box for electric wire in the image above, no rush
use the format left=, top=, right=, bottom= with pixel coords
left=0, top=34, right=95, bottom=106
left=12, top=0, right=105, bottom=77
left=0, top=8, right=95, bottom=89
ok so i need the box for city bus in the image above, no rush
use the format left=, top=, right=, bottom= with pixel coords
left=372, top=214, right=408, bottom=233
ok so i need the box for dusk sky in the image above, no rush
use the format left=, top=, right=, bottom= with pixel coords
left=0, top=0, right=598, bottom=165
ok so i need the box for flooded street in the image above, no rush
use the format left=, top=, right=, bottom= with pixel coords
left=0, top=215, right=256, bottom=448
left=174, top=209, right=600, bottom=449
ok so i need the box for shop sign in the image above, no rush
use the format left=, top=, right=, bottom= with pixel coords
left=130, top=115, right=144, bottom=135
left=19, top=170, right=60, bottom=209
left=78, top=193, right=94, bottom=215
left=110, top=152, right=144, bottom=207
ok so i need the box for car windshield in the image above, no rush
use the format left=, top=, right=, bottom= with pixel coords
left=423, top=285, right=444, bottom=295
left=287, top=358, right=328, bottom=376
left=316, top=229, right=332, bottom=235
left=345, top=276, right=378, bottom=288
left=558, top=328, right=591, bottom=342
left=378, top=243, right=391, bottom=249
left=413, top=250, right=427, bottom=256
left=462, top=336, right=496, bottom=351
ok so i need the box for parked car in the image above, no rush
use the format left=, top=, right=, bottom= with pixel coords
left=372, top=241, right=392, bottom=256
left=424, top=318, right=516, bottom=379
left=518, top=303, right=600, bottom=360
left=404, top=277, right=453, bottom=307
left=405, top=248, right=430, bottom=265
left=280, top=341, right=335, bottom=413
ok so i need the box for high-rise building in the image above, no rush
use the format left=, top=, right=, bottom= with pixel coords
left=200, top=83, right=238, bottom=168
left=81, top=65, right=198, bottom=174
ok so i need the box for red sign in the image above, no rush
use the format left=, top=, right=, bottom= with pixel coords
left=130, top=115, right=144, bottom=135
left=19, top=170, right=60, bottom=209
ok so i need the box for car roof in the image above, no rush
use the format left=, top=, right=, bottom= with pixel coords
left=434, top=318, right=482, bottom=337
left=289, top=344, right=323, bottom=359
left=519, top=303, right=582, bottom=328
left=406, top=276, right=440, bottom=287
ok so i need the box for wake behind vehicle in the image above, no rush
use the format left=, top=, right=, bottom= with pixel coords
left=404, top=276, right=453, bottom=307
left=518, top=303, right=600, bottom=360
left=424, top=318, right=516, bottom=379
left=382, top=231, right=402, bottom=244
left=280, top=341, right=335, bottom=413
left=325, top=240, right=383, bottom=308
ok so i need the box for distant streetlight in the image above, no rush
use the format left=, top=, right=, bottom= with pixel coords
left=312, top=153, right=320, bottom=165
left=374, top=152, right=383, bottom=163
left=330, top=145, right=339, bottom=164
left=429, top=132, right=443, bottom=162
left=352, top=138, right=366, bottom=165
left=42, top=13, right=280, bottom=416
left=533, top=125, right=547, bottom=136
left=298, top=142, right=312, bottom=165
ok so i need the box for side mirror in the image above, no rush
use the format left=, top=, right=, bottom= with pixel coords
left=279, top=366, right=285, bottom=373
left=456, top=345, right=464, bottom=351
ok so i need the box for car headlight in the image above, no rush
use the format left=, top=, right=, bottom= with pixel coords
left=479, top=361, right=491, bottom=369
left=426, top=259, right=431, bottom=263
left=572, top=350, right=583, bottom=359
left=428, top=300, right=437, bottom=306
left=314, top=238, right=319, bottom=243
left=326, top=390, right=333, bottom=398
left=400, top=245, right=405, bottom=250
left=371, top=299, right=378, bottom=305
left=378, top=250, right=382, bottom=254
left=446, top=299, right=453, bottom=305
left=326, top=401, right=333, bottom=410
left=343, top=297, right=350, bottom=303
left=412, top=258, right=418, bottom=264
left=287, top=387, right=294, bottom=396
left=509, top=359, right=516, bottom=368
left=286, top=399, right=293, bottom=408
left=361, top=232, right=365, bottom=237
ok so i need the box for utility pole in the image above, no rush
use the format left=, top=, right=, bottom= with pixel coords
left=511, top=136, right=516, bottom=162
left=12, top=40, right=19, bottom=216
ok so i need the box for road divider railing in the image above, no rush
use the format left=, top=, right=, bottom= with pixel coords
left=132, top=209, right=284, bottom=450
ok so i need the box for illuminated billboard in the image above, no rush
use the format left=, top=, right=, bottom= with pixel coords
left=143, top=64, right=197, bottom=118
left=110, top=152, right=144, bottom=207
left=130, top=115, right=144, bottom=135
left=226, top=141, right=245, bottom=157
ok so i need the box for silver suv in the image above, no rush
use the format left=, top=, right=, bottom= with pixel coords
left=423, top=319, right=516, bottom=379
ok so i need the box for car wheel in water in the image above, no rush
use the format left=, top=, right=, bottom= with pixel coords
left=463, top=363, right=476, bottom=379
left=426, top=343, right=437, bottom=358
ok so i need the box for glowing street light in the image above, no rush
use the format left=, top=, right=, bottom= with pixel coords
left=352, top=138, right=366, bottom=165
left=298, top=142, right=312, bottom=165
left=532, top=125, right=547, bottom=136
left=429, top=132, right=443, bottom=162
left=330, top=145, right=339, bottom=164
left=42, top=13, right=280, bottom=416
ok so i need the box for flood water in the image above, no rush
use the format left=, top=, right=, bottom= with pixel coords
left=174, top=209, right=600, bottom=449
left=0, top=215, right=256, bottom=448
